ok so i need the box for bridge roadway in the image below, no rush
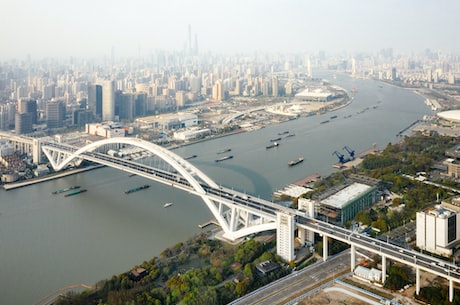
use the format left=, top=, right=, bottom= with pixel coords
left=42, top=141, right=460, bottom=300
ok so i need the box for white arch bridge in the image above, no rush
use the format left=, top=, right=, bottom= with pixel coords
left=40, top=137, right=460, bottom=301
left=42, top=137, right=288, bottom=246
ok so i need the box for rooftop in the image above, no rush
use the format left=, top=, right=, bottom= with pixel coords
left=321, top=182, right=371, bottom=209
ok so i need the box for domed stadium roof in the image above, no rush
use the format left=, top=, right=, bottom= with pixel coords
left=437, top=110, right=460, bottom=123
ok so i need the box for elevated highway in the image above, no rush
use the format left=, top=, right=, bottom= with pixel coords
left=32, top=137, right=460, bottom=301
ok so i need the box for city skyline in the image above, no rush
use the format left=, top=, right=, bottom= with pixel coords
left=2, top=0, right=460, bottom=60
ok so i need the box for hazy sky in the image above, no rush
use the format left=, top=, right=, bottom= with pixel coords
left=2, top=0, right=460, bottom=59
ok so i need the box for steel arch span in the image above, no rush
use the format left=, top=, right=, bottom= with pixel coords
left=42, top=137, right=277, bottom=241
left=44, top=137, right=219, bottom=192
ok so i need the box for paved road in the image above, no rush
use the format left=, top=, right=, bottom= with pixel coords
left=229, top=251, right=350, bottom=305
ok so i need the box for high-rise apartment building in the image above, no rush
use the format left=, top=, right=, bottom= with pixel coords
left=102, top=80, right=115, bottom=121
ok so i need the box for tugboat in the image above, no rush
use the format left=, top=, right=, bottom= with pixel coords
left=266, top=142, right=280, bottom=149
left=288, top=157, right=304, bottom=166
left=125, top=185, right=150, bottom=194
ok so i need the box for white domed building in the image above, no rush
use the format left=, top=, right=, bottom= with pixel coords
left=437, top=110, right=460, bottom=123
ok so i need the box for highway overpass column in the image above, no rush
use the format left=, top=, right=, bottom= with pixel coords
left=323, top=235, right=328, bottom=261
left=298, top=227, right=306, bottom=246
left=450, top=279, right=454, bottom=302
left=415, top=267, right=420, bottom=295
left=381, top=255, right=386, bottom=284
left=350, top=244, right=355, bottom=271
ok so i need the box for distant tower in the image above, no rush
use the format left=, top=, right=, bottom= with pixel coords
left=351, top=58, right=357, bottom=77
left=194, top=34, right=198, bottom=55
left=272, top=77, right=279, bottom=97
left=307, top=56, right=312, bottom=78
left=102, top=80, right=115, bottom=121
left=188, top=24, right=192, bottom=55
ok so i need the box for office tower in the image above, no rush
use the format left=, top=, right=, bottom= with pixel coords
left=135, top=93, right=147, bottom=117
left=88, top=84, right=102, bottom=118
left=102, top=80, right=115, bottom=121
left=15, top=112, right=33, bottom=134
left=46, top=99, right=66, bottom=129
left=118, top=92, right=136, bottom=120
left=18, top=99, right=37, bottom=124
left=272, top=77, right=279, bottom=97
left=391, top=68, right=397, bottom=81
left=306, top=55, right=312, bottom=78
left=234, top=78, right=242, bottom=95
left=0, top=105, right=9, bottom=130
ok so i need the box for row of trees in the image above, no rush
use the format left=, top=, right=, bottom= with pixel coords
left=55, top=236, right=290, bottom=305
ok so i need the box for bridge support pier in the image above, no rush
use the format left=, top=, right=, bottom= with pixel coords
left=416, top=267, right=420, bottom=295
left=323, top=235, right=328, bottom=261
left=350, top=244, right=355, bottom=271
left=381, top=255, right=386, bottom=284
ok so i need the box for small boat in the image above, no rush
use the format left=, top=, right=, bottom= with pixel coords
left=278, top=131, right=289, bottom=135
left=184, top=155, right=197, bottom=160
left=129, top=173, right=137, bottom=177
left=125, top=185, right=150, bottom=194
left=285, top=133, right=295, bottom=138
left=320, top=120, right=330, bottom=124
left=215, top=155, right=233, bottom=162
left=217, top=148, right=231, bottom=154
left=64, top=189, right=87, bottom=197
left=270, top=137, right=282, bottom=142
left=52, top=186, right=80, bottom=194
left=266, top=142, right=280, bottom=149
left=330, top=115, right=337, bottom=119
left=288, top=157, right=304, bottom=166
left=164, top=202, right=173, bottom=208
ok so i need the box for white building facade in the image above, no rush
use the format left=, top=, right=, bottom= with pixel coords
left=416, top=202, right=460, bottom=256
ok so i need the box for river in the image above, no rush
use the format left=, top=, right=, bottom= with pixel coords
left=0, top=71, right=434, bottom=305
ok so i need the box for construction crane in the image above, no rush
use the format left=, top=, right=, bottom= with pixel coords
left=343, top=146, right=355, bottom=160
left=332, top=150, right=346, bottom=163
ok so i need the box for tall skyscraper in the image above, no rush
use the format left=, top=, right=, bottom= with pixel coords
left=102, top=80, right=115, bottom=121
left=46, top=99, right=66, bottom=129
left=272, top=77, right=279, bottom=97
left=0, top=105, right=9, bottom=130
left=88, top=84, right=102, bottom=118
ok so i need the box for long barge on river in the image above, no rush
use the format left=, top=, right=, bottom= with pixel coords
left=215, top=155, right=233, bottom=162
left=52, top=185, right=80, bottom=194
left=125, top=185, right=150, bottom=194
left=64, top=189, right=87, bottom=197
